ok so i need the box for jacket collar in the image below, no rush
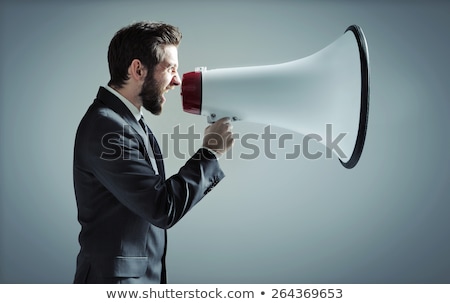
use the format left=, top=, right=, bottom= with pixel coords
left=103, top=85, right=143, bottom=122
left=95, top=86, right=149, bottom=156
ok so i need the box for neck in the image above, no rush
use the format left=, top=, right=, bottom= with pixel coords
left=110, top=84, right=142, bottom=111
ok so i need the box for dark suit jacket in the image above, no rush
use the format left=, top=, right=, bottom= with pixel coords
left=73, top=87, right=224, bottom=283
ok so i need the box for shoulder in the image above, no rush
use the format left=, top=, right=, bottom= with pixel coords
left=74, top=100, right=131, bottom=160
left=77, top=100, right=126, bottom=134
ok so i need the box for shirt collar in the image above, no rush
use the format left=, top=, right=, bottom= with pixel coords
left=104, top=85, right=143, bottom=122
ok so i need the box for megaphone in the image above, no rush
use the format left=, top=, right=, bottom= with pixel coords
left=181, top=25, right=369, bottom=169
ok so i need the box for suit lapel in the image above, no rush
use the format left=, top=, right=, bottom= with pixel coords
left=95, top=87, right=156, bottom=169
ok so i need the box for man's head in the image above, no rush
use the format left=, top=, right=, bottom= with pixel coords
left=107, top=21, right=182, bottom=114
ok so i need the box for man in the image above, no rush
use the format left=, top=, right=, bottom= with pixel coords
left=73, top=21, right=233, bottom=283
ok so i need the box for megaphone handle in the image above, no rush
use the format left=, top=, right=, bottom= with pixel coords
left=207, top=114, right=240, bottom=124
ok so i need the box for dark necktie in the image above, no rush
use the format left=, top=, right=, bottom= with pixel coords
left=139, top=116, right=165, bottom=178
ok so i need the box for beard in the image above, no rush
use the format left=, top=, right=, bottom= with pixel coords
left=140, top=73, right=165, bottom=115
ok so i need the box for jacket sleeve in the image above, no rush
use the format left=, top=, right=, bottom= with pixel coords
left=81, top=113, right=225, bottom=229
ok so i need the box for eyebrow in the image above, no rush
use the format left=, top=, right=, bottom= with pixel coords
left=166, top=62, right=178, bottom=68
left=156, top=60, right=177, bottom=71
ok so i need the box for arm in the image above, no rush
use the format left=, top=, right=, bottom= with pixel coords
left=85, top=115, right=226, bottom=229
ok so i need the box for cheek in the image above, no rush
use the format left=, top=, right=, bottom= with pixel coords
left=164, top=74, right=174, bottom=86
left=155, top=74, right=171, bottom=88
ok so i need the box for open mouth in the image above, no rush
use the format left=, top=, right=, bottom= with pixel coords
left=161, top=85, right=175, bottom=104
left=161, top=89, right=169, bottom=103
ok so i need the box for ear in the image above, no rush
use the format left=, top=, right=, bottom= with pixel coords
left=129, top=59, right=147, bottom=81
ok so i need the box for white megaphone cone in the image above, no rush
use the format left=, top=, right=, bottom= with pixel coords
left=181, top=25, right=370, bottom=169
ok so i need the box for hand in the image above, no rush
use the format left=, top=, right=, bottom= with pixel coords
left=203, top=117, right=234, bottom=157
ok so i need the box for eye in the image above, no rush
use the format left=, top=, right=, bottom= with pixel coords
left=167, top=65, right=177, bottom=74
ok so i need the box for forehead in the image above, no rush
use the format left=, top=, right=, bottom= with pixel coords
left=159, top=45, right=178, bottom=66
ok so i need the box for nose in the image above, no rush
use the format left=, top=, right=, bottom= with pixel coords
left=172, top=72, right=181, bottom=86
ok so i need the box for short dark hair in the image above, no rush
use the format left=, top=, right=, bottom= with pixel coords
left=107, top=21, right=182, bottom=88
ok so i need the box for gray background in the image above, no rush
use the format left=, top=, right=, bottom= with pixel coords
left=1, top=0, right=449, bottom=283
